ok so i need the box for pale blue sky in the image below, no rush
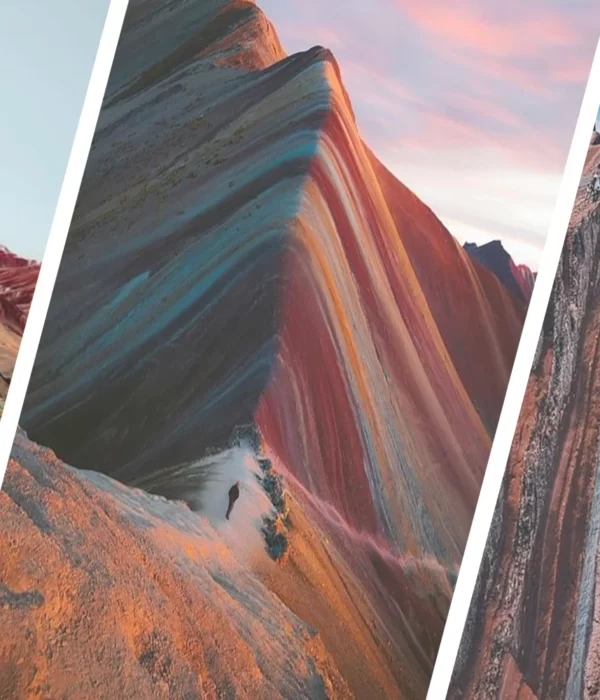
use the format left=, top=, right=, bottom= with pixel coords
left=1, top=2, right=111, bottom=261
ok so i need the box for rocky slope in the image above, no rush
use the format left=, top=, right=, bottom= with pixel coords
left=450, top=138, right=600, bottom=699
left=0, top=430, right=352, bottom=699
left=2, top=0, right=526, bottom=697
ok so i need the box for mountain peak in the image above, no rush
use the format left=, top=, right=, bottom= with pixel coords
left=464, top=239, right=508, bottom=256
left=464, top=240, right=534, bottom=302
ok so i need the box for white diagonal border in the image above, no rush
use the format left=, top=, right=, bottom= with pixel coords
left=0, top=0, right=129, bottom=488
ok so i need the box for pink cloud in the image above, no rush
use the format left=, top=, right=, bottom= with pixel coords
left=394, top=0, right=579, bottom=58
left=452, top=94, right=523, bottom=130
left=451, top=53, right=555, bottom=96
left=338, top=51, right=558, bottom=168
left=549, top=57, right=595, bottom=84
left=339, top=58, right=420, bottom=104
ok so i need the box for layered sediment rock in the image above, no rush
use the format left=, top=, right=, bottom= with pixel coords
left=23, top=0, right=523, bottom=563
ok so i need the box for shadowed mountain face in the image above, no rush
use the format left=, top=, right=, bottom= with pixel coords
left=463, top=240, right=535, bottom=303
left=450, top=141, right=600, bottom=700
left=6, top=0, right=525, bottom=696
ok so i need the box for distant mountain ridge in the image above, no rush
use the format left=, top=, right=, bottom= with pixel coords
left=0, top=247, right=39, bottom=335
left=464, top=240, right=535, bottom=302
left=0, top=246, right=39, bottom=404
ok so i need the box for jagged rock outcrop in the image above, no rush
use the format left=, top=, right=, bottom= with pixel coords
left=450, top=139, right=600, bottom=699
left=0, top=247, right=38, bottom=333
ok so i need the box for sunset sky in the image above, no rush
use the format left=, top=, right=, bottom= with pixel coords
left=259, top=0, right=599, bottom=269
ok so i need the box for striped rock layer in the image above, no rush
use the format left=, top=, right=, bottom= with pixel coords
left=23, top=0, right=523, bottom=564
left=0, top=247, right=38, bottom=336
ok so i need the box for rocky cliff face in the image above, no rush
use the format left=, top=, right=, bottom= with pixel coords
left=450, top=140, right=600, bottom=699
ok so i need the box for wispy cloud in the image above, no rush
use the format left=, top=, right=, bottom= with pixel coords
left=394, top=1, right=578, bottom=57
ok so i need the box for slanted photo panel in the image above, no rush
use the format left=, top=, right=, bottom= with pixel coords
left=1, top=2, right=598, bottom=699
